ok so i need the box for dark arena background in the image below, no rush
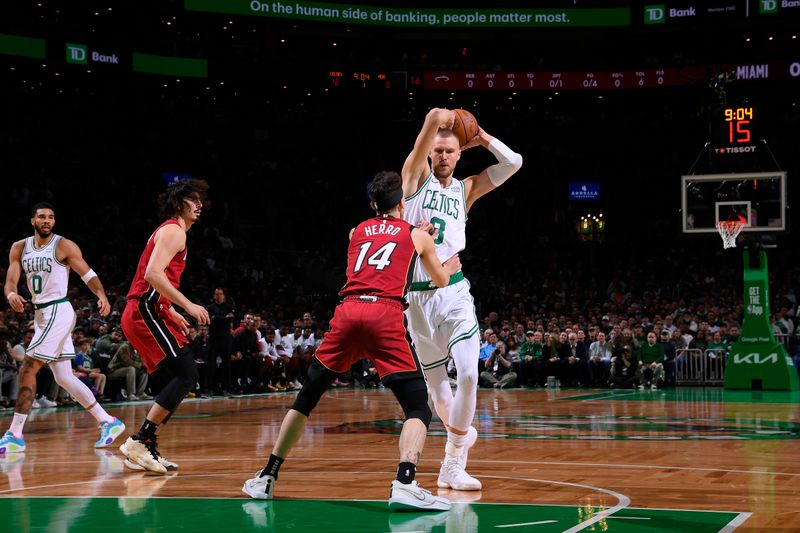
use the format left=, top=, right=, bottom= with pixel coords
left=1, top=1, right=799, bottom=531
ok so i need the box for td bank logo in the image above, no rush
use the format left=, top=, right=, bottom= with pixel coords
left=644, top=5, right=665, bottom=24
left=759, top=0, right=778, bottom=14
left=66, top=43, right=87, bottom=65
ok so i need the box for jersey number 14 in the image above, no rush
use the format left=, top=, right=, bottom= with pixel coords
left=353, top=242, right=397, bottom=273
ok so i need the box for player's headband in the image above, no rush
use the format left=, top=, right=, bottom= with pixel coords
left=373, top=187, right=403, bottom=213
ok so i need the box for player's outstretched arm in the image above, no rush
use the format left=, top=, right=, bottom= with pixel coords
left=411, top=228, right=461, bottom=287
left=59, top=238, right=111, bottom=316
left=401, top=108, right=455, bottom=199
left=4, top=241, right=26, bottom=313
left=145, top=224, right=210, bottom=325
left=462, top=128, right=523, bottom=212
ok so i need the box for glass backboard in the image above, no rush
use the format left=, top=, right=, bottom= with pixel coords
left=681, top=172, right=787, bottom=234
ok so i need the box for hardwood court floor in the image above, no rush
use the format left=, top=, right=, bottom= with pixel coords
left=0, top=386, right=798, bottom=532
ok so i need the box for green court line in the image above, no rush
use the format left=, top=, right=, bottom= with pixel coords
left=0, top=497, right=745, bottom=532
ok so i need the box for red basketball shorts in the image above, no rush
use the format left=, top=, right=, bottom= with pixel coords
left=315, top=296, right=423, bottom=380
left=121, top=298, right=188, bottom=374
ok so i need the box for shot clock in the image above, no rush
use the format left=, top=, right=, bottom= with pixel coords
left=711, top=104, right=758, bottom=155
left=724, top=106, right=753, bottom=144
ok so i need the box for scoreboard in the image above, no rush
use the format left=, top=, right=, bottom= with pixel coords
left=327, top=61, right=798, bottom=92
left=423, top=68, right=695, bottom=90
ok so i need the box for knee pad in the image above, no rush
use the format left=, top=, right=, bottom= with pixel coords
left=387, top=378, right=432, bottom=428
left=291, top=358, right=335, bottom=417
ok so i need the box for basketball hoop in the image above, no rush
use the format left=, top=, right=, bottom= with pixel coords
left=716, top=220, right=745, bottom=249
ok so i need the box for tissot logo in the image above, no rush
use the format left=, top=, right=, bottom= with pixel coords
left=715, top=146, right=757, bottom=154
left=66, top=43, right=87, bottom=65
left=644, top=4, right=665, bottom=23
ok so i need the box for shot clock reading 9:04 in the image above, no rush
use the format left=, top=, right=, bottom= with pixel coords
left=724, top=106, right=753, bottom=144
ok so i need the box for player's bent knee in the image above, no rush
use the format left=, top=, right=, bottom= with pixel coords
left=291, top=358, right=335, bottom=417
left=409, top=403, right=432, bottom=428
left=457, top=367, right=479, bottom=390
left=154, top=349, right=198, bottom=411
left=388, top=378, right=432, bottom=428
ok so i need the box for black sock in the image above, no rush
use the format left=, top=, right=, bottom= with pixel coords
left=260, top=454, right=284, bottom=479
left=134, top=419, right=159, bottom=441
left=396, top=462, right=416, bottom=484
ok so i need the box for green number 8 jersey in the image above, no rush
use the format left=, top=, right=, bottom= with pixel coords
left=403, top=173, right=467, bottom=284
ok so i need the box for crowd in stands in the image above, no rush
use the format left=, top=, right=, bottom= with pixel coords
left=2, top=229, right=799, bottom=407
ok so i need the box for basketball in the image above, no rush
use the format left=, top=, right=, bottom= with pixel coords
left=452, top=108, right=479, bottom=146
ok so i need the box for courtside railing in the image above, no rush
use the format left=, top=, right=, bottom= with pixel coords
left=675, top=349, right=704, bottom=385
left=675, top=334, right=798, bottom=385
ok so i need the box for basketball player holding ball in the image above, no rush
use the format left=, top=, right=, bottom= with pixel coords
left=401, top=108, right=523, bottom=490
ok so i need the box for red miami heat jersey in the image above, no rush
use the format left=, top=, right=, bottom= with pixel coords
left=127, top=218, right=187, bottom=305
left=339, top=216, right=417, bottom=301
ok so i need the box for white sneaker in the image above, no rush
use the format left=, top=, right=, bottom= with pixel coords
left=651, top=384, right=658, bottom=390
left=291, top=380, right=302, bottom=389
left=38, top=397, right=57, bottom=408
left=122, top=455, right=178, bottom=472
left=437, top=456, right=482, bottom=491
left=242, top=472, right=276, bottom=500
left=31, top=398, right=41, bottom=409
left=119, top=437, right=166, bottom=474
left=120, top=441, right=178, bottom=471
left=388, top=480, right=451, bottom=511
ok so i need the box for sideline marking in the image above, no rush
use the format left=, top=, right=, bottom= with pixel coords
left=479, top=474, right=630, bottom=533
left=496, top=520, right=557, bottom=527
left=719, top=512, right=753, bottom=532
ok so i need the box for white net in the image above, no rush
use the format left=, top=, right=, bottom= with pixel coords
left=715, top=221, right=745, bottom=249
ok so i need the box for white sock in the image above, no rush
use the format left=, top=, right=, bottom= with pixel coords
left=447, top=431, right=468, bottom=448
left=9, top=413, right=28, bottom=437
left=88, top=403, right=114, bottom=424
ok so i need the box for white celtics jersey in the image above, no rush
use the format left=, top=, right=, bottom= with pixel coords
left=21, top=235, right=69, bottom=304
left=404, top=173, right=467, bottom=283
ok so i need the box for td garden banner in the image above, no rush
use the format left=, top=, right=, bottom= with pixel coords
left=185, top=0, right=631, bottom=27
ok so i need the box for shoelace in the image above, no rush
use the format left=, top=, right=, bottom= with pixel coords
left=443, top=457, right=466, bottom=476
left=141, top=439, right=162, bottom=459
left=416, top=485, right=432, bottom=496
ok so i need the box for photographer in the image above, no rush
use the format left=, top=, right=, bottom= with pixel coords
left=479, top=340, right=517, bottom=389
left=610, top=345, right=638, bottom=389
